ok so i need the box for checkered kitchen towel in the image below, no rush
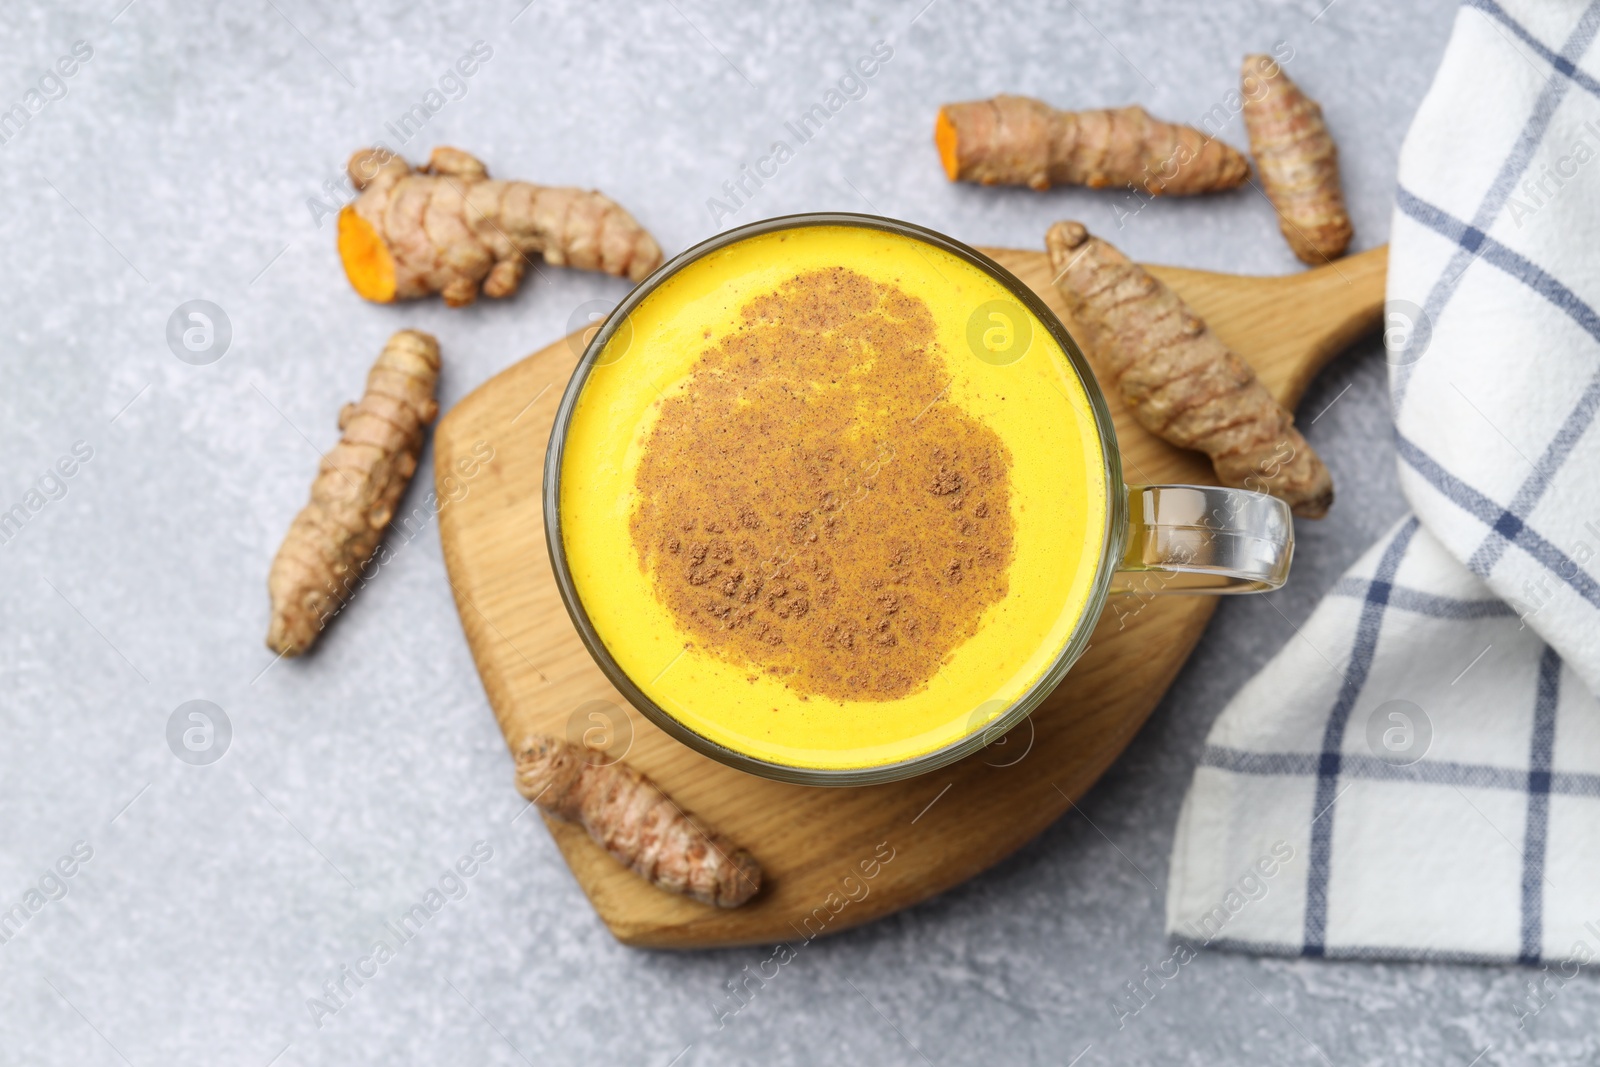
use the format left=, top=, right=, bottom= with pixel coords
left=1166, top=0, right=1600, bottom=963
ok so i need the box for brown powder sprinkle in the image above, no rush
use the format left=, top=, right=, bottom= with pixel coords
left=628, top=267, right=1016, bottom=702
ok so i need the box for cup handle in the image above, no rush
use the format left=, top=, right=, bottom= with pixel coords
left=1112, top=485, right=1294, bottom=594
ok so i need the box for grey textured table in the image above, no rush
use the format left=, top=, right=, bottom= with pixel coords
left=3, top=1, right=1583, bottom=1064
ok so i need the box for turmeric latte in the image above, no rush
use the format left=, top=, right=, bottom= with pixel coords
left=559, top=224, right=1108, bottom=771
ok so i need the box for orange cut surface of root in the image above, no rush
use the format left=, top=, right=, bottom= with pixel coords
left=934, top=106, right=962, bottom=181
left=338, top=205, right=397, bottom=303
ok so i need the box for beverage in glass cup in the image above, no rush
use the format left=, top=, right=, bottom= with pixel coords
left=546, top=214, right=1291, bottom=785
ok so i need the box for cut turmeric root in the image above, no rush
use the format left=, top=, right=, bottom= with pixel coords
left=338, top=146, right=664, bottom=307
left=1241, top=55, right=1352, bottom=264
left=1046, top=221, right=1332, bottom=518
left=266, top=330, right=441, bottom=655
left=935, top=96, right=1249, bottom=195
left=514, top=734, right=762, bottom=908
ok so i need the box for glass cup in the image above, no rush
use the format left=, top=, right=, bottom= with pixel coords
left=545, top=212, right=1293, bottom=786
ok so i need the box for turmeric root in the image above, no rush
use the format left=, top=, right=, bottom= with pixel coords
left=337, top=146, right=664, bottom=307
left=515, top=734, right=762, bottom=908
left=1046, top=221, right=1332, bottom=518
left=266, top=330, right=441, bottom=656
left=935, top=96, right=1249, bottom=195
left=1241, top=56, right=1351, bottom=264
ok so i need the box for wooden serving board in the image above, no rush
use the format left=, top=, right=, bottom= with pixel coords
left=435, top=243, right=1388, bottom=948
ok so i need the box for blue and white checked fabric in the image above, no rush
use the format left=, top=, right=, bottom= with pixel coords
left=1166, top=0, right=1600, bottom=963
